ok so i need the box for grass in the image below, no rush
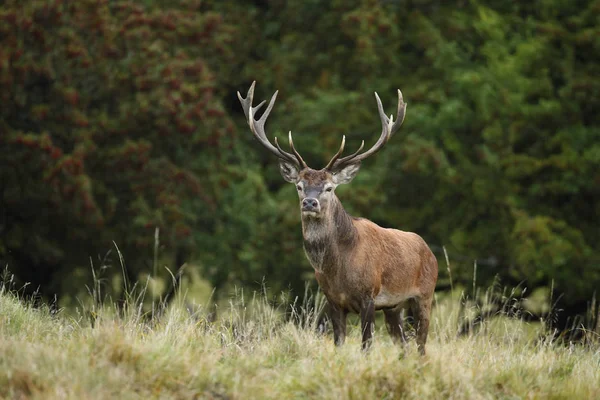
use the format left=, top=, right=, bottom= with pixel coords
left=1, top=281, right=599, bottom=400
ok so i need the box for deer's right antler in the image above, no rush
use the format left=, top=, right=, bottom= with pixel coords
left=325, top=89, right=406, bottom=171
left=237, top=81, right=307, bottom=169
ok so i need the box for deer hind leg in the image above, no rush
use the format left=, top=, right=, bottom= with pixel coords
left=410, top=296, right=433, bottom=356
left=383, top=305, right=408, bottom=345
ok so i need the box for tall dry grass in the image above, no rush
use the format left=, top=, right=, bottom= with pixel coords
left=1, top=266, right=599, bottom=400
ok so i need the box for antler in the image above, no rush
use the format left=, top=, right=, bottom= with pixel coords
left=325, top=89, right=406, bottom=171
left=237, top=81, right=307, bottom=168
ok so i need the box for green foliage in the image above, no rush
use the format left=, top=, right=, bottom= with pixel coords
left=375, top=1, right=600, bottom=301
left=217, top=0, right=600, bottom=305
left=0, top=0, right=235, bottom=296
left=1, top=0, right=599, bottom=309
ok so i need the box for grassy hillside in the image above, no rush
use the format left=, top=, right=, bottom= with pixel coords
left=1, top=286, right=599, bottom=400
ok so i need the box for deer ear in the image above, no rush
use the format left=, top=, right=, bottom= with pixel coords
left=279, top=160, right=300, bottom=183
left=332, top=163, right=361, bottom=185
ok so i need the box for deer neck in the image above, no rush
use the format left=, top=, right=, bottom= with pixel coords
left=301, top=196, right=356, bottom=273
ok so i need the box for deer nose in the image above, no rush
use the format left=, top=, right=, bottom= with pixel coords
left=302, top=198, right=319, bottom=211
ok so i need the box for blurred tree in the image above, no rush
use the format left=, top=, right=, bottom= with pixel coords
left=0, top=0, right=235, bottom=300
left=377, top=1, right=600, bottom=307
left=217, top=0, right=600, bottom=309
left=1, top=0, right=598, bottom=317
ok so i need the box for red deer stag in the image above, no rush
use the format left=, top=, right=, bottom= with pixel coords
left=238, top=82, right=438, bottom=354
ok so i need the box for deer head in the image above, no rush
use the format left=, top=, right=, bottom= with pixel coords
left=237, top=81, right=407, bottom=220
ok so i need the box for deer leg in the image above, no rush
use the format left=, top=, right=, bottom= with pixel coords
left=384, top=307, right=408, bottom=345
left=360, top=298, right=375, bottom=351
left=328, top=302, right=347, bottom=346
left=411, top=296, right=433, bottom=356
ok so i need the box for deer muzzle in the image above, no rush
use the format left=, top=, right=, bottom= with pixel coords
left=302, top=197, right=320, bottom=215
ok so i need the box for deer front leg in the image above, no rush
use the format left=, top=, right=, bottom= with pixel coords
left=360, top=298, right=375, bottom=351
left=328, top=302, right=347, bottom=346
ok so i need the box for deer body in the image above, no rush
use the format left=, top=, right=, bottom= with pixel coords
left=238, top=82, right=438, bottom=354
left=305, top=213, right=436, bottom=313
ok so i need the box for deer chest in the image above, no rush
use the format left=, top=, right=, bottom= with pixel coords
left=303, top=240, right=334, bottom=272
left=313, top=267, right=364, bottom=313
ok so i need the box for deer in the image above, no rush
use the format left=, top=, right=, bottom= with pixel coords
left=238, top=82, right=438, bottom=354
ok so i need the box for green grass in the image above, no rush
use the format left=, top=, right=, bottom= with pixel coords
left=1, top=286, right=599, bottom=400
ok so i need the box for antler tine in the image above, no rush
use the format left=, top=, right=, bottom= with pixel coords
left=344, top=139, right=365, bottom=159
left=325, top=138, right=365, bottom=170
left=238, top=81, right=306, bottom=167
left=324, top=135, right=346, bottom=170
left=273, top=136, right=288, bottom=158
left=237, top=81, right=260, bottom=122
left=273, top=132, right=308, bottom=168
left=330, top=89, right=406, bottom=171
left=288, top=131, right=308, bottom=168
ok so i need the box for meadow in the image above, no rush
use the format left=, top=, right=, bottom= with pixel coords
left=1, top=276, right=599, bottom=400
left=3, top=2, right=599, bottom=399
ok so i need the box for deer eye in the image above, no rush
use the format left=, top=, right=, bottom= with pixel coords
left=296, top=185, right=302, bottom=191
left=325, top=187, right=333, bottom=192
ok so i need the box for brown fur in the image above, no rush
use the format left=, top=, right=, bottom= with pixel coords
left=299, top=169, right=438, bottom=354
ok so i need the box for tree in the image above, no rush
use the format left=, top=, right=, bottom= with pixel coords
left=375, top=1, right=600, bottom=307
left=2, top=0, right=598, bottom=317
left=0, top=0, right=235, bottom=299
left=218, top=0, right=600, bottom=309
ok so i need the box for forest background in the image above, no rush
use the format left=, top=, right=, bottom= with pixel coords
left=1, top=0, right=599, bottom=327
